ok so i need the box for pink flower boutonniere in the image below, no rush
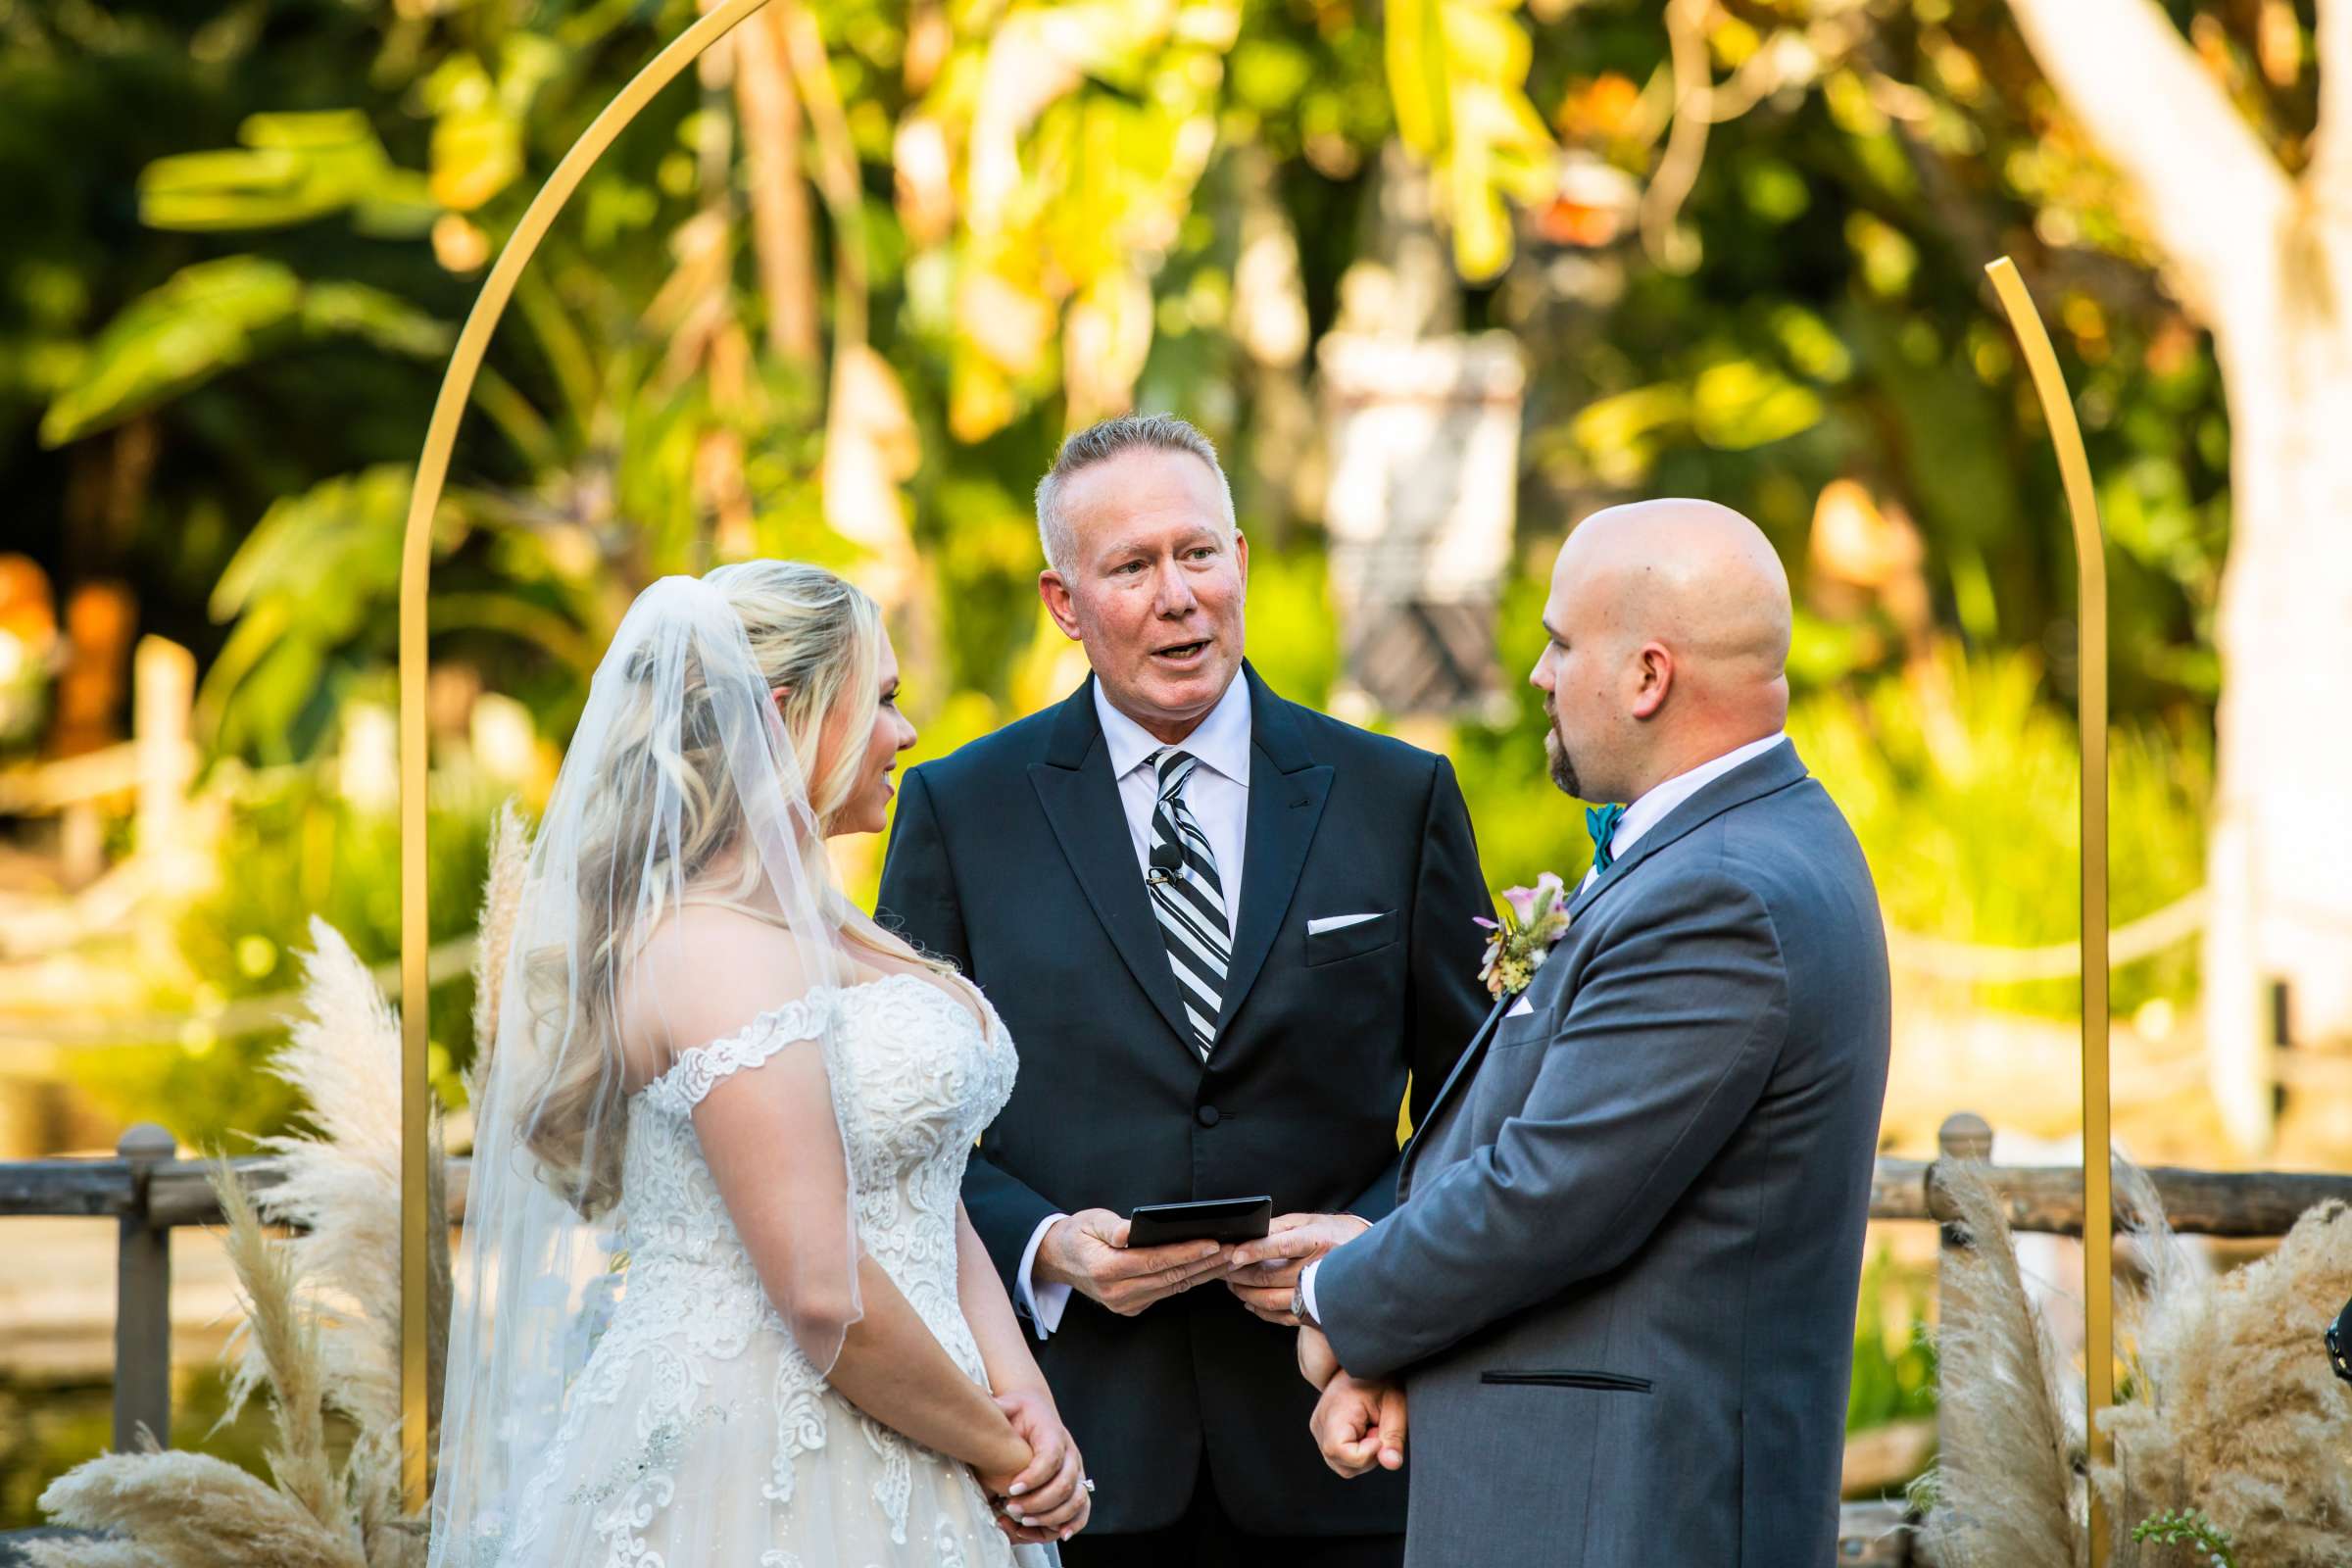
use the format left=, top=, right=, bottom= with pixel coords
left=1475, top=871, right=1573, bottom=1001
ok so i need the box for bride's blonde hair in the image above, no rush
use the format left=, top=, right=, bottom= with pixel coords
left=520, top=561, right=886, bottom=1217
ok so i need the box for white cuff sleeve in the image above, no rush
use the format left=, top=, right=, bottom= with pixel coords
left=1300, top=1257, right=1324, bottom=1326
left=1016, top=1213, right=1073, bottom=1340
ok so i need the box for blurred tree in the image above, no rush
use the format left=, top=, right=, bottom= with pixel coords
left=14, top=0, right=1557, bottom=757
left=1996, top=0, right=2343, bottom=1156
left=1500, top=0, right=2260, bottom=1111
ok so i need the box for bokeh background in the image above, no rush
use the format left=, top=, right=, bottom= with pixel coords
left=4, top=0, right=2343, bottom=1528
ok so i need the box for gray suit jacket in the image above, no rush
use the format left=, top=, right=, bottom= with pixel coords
left=1313, top=740, right=1890, bottom=1567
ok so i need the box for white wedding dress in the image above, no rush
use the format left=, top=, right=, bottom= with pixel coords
left=484, top=972, right=1057, bottom=1568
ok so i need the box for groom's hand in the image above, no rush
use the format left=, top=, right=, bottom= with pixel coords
left=1310, top=1372, right=1408, bottom=1478
left=1227, top=1212, right=1371, bottom=1324
left=1037, top=1209, right=1234, bottom=1317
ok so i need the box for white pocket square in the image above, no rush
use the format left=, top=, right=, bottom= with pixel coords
left=1504, top=995, right=1536, bottom=1017
left=1307, top=912, right=1384, bottom=935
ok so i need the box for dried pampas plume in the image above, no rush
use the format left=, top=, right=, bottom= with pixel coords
left=1914, top=1157, right=2088, bottom=1568
left=30, top=1444, right=367, bottom=1568
left=35, top=919, right=443, bottom=1568
left=466, top=799, right=531, bottom=1110
left=2097, top=1187, right=2352, bottom=1566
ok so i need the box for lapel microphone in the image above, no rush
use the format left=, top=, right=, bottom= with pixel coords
left=1148, top=838, right=1184, bottom=884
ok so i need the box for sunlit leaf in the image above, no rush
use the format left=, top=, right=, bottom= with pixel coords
left=40, top=258, right=304, bottom=445
left=430, top=101, right=522, bottom=212
left=209, top=464, right=414, bottom=624
left=139, top=111, right=407, bottom=232
left=1691, top=359, right=1824, bottom=449
left=299, top=283, right=453, bottom=360
left=1381, top=0, right=1558, bottom=281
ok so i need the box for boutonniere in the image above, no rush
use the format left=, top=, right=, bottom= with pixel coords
left=1475, top=871, right=1573, bottom=1001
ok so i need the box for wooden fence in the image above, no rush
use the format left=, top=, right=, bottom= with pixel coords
left=2, top=1112, right=2346, bottom=1563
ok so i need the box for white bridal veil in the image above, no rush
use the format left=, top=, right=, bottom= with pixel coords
left=429, top=569, right=865, bottom=1564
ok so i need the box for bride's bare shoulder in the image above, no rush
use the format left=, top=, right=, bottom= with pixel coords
left=618, top=903, right=828, bottom=1063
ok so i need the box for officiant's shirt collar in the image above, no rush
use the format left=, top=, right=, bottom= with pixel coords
left=1094, top=669, right=1253, bottom=786
left=1607, top=730, right=1789, bottom=863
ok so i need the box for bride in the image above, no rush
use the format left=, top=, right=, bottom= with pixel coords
left=430, top=562, right=1088, bottom=1566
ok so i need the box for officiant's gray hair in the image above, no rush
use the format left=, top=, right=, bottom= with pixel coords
left=1035, top=413, right=1238, bottom=577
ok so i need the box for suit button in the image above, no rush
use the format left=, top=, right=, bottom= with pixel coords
left=1196, top=1105, right=1221, bottom=1128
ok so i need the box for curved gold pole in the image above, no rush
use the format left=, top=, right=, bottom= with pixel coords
left=397, top=0, right=779, bottom=1511
left=1986, top=256, right=2112, bottom=1564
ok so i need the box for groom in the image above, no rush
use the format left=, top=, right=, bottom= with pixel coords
left=878, top=415, right=1492, bottom=1565
left=1294, top=500, right=1891, bottom=1566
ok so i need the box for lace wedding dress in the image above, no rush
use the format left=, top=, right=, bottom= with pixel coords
left=483, top=972, right=1056, bottom=1568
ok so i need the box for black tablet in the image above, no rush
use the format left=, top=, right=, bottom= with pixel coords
left=1127, top=1196, right=1273, bottom=1249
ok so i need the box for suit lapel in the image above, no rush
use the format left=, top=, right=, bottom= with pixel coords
left=1026, top=680, right=1198, bottom=1049
left=1216, top=666, right=1332, bottom=1034
left=1405, top=741, right=1815, bottom=1181
left=1400, top=992, right=1513, bottom=1191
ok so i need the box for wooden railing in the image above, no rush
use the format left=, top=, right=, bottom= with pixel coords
left=3, top=1111, right=2344, bottom=1563
left=0, top=1124, right=471, bottom=1450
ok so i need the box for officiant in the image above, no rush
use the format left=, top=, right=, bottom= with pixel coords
left=877, top=415, right=1492, bottom=1567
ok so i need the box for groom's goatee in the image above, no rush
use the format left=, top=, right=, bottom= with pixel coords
left=1544, top=703, right=1582, bottom=799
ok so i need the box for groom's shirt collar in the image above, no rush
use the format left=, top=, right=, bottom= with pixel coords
left=1093, top=670, right=1253, bottom=786
left=1602, top=730, right=1790, bottom=870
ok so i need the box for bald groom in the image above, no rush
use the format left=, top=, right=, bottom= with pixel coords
left=1293, top=501, right=1893, bottom=1567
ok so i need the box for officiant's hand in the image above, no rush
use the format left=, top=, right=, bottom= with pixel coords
left=1037, top=1209, right=1234, bottom=1317
left=1227, top=1212, right=1371, bottom=1325
left=1311, top=1372, right=1407, bottom=1478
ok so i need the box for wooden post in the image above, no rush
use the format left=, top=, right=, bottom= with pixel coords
left=132, top=637, right=194, bottom=858
left=112, top=1123, right=174, bottom=1451
left=1933, top=1111, right=1993, bottom=1470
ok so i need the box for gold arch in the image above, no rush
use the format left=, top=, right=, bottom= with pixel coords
left=395, top=0, right=780, bottom=1510
left=1986, top=255, right=2113, bottom=1565
left=388, top=63, right=2123, bottom=1542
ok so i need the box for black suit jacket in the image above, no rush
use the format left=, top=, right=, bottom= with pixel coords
left=876, top=663, right=1493, bottom=1537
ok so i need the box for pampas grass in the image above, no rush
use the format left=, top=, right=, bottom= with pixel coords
left=466, top=800, right=530, bottom=1112
left=1919, top=1153, right=2352, bottom=1568
left=34, top=917, right=448, bottom=1568
left=30, top=1446, right=367, bottom=1568
left=2097, top=1181, right=2352, bottom=1566
left=1915, top=1157, right=2089, bottom=1568
left=227, top=921, right=406, bottom=1437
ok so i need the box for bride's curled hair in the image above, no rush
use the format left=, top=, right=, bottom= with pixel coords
left=518, top=561, right=884, bottom=1217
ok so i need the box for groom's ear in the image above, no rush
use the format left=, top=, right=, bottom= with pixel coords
left=1629, top=642, right=1673, bottom=719
left=1039, top=569, right=1084, bottom=642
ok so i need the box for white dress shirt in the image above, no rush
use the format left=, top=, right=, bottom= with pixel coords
left=1577, top=730, right=1789, bottom=893
left=1298, top=730, right=1790, bottom=1329
left=1014, top=674, right=1255, bottom=1338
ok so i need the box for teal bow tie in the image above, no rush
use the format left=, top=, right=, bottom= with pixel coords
left=1586, top=802, right=1628, bottom=874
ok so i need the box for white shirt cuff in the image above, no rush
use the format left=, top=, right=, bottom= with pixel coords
left=1300, top=1257, right=1324, bottom=1326
left=1016, top=1213, right=1073, bottom=1340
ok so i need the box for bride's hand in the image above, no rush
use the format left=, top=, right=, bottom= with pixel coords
left=982, top=1389, right=1092, bottom=1544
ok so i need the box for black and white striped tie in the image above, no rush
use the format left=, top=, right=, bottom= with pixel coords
left=1146, top=748, right=1229, bottom=1058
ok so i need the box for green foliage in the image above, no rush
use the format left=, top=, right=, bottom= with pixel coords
left=1384, top=0, right=1557, bottom=280
left=64, top=763, right=496, bottom=1150
left=38, top=258, right=449, bottom=447
left=1847, top=1249, right=1938, bottom=1437
left=138, top=110, right=437, bottom=235
left=2132, top=1508, right=2239, bottom=1567
left=0, top=1366, right=301, bottom=1532
left=1789, top=649, right=2209, bottom=1016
